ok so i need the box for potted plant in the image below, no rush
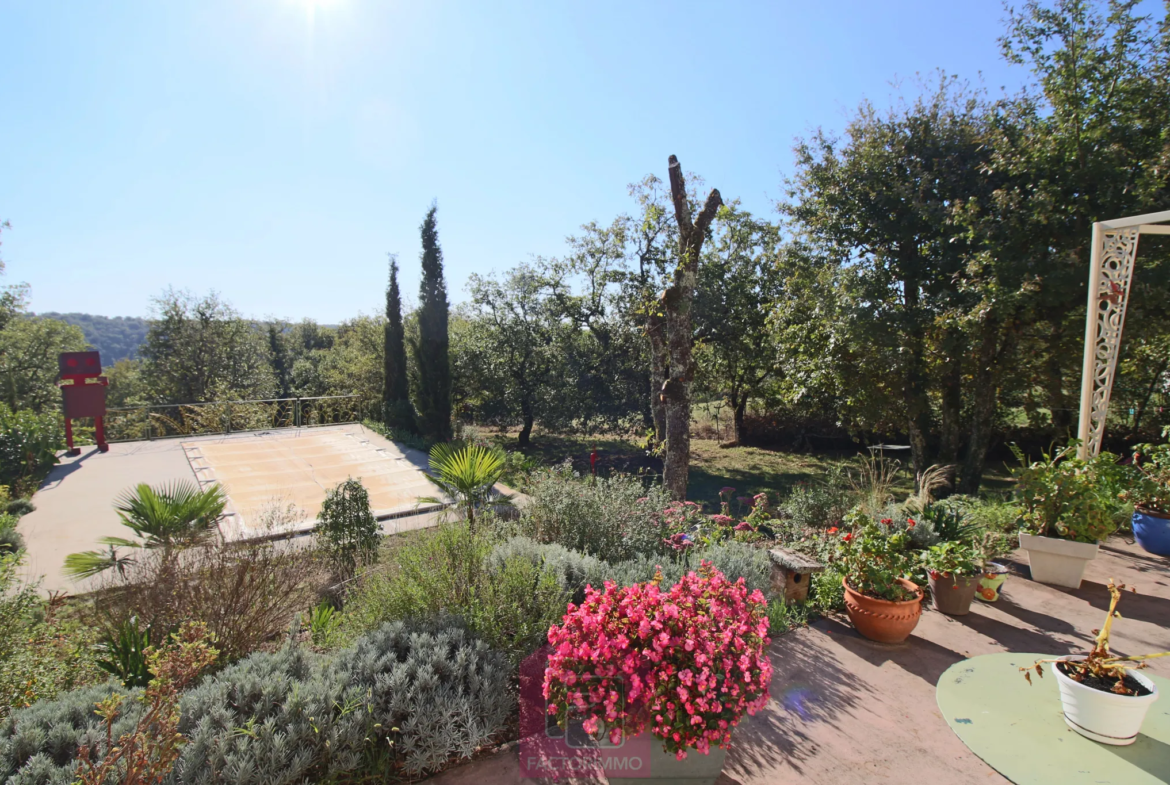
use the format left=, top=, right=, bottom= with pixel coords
left=1011, top=444, right=1117, bottom=588
left=1021, top=579, right=1167, bottom=745
left=542, top=562, right=772, bottom=784
left=1120, top=441, right=1170, bottom=557
left=836, top=511, right=922, bottom=643
left=920, top=541, right=982, bottom=616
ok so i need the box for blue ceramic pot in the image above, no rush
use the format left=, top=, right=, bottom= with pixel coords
left=1132, top=509, right=1170, bottom=557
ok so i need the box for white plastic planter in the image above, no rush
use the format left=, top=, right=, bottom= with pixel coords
left=1018, top=533, right=1099, bottom=589
left=1052, top=657, right=1159, bottom=745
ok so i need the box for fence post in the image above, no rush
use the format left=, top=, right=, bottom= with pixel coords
left=226, top=402, right=232, bottom=435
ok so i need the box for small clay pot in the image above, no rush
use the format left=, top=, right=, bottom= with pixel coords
left=842, top=577, right=923, bottom=643
left=927, top=571, right=980, bottom=616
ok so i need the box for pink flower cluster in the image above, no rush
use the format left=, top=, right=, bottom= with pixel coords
left=543, top=562, right=772, bottom=760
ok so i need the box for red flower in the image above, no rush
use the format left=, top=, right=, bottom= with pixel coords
left=880, top=518, right=892, bottom=525
left=841, top=533, right=853, bottom=543
left=827, top=527, right=839, bottom=534
left=907, top=518, right=916, bottom=528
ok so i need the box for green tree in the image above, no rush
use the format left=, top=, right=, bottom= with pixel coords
left=464, top=264, right=562, bottom=446
left=316, top=477, right=380, bottom=580
left=382, top=254, right=414, bottom=432
left=694, top=204, right=783, bottom=445
left=0, top=315, right=87, bottom=413
left=413, top=205, right=452, bottom=442
left=141, top=289, right=276, bottom=404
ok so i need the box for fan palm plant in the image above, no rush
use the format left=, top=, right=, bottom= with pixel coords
left=418, top=442, right=514, bottom=529
left=64, top=481, right=227, bottom=580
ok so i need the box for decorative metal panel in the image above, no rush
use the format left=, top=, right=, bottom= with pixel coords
left=1086, top=227, right=1140, bottom=456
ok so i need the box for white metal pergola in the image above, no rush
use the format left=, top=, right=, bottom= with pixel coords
left=1077, top=209, right=1170, bottom=459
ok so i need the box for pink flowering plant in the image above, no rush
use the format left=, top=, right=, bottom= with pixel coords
left=543, top=562, right=772, bottom=760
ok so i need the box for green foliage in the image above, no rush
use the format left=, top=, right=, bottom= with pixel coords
left=64, top=481, right=228, bottom=579
left=471, top=551, right=570, bottom=661
left=94, top=617, right=153, bottom=688
left=518, top=462, right=673, bottom=562
left=414, top=205, right=453, bottom=443
left=1121, top=440, right=1170, bottom=515
left=781, top=481, right=850, bottom=530
left=382, top=255, right=414, bottom=433
left=835, top=510, right=916, bottom=602
left=0, top=513, right=22, bottom=555
left=810, top=567, right=846, bottom=614
left=419, top=442, right=514, bottom=527
left=307, top=601, right=342, bottom=648
left=0, top=619, right=513, bottom=783
left=765, top=598, right=813, bottom=634
left=361, top=417, right=430, bottom=453
left=920, top=540, right=981, bottom=578
left=316, top=478, right=380, bottom=580
left=0, top=555, right=102, bottom=720
left=141, top=289, right=277, bottom=404
left=0, top=404, right=63, bottom=491
left=0, top=315, right=87, bottom=414
left=1011, top=443, right=1118, bottom=543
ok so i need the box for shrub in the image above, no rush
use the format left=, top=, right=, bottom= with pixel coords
left=0, top=513, right=22, bottom=554
left=1011, top=444, right=1117, bottom=543
left=317, top=478, right=380, bottom=581
left=835, top=510, right=917, bottom=602
left=88, top=535, right=320, bottom=664
left=544, top=563, right=772, bottom=758
left=781, top=482, right=850, bottom=529
left=75, top=623, right=218, bottom=785
left=344, top=524, right=565, bottom=663
left=519, top=462, right=672, bottom=562
left=94, top=616, right=153, bottom=688
left=0, top=555, right=102, bottom=720
left=0, top=619, right=513, bottom=784
left=0, top=406, right=63, bottom=494
left=483, top=537, right=607, bottom=602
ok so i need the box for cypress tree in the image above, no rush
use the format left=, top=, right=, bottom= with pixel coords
left=413, top=204, right=452, bottom=442
left=381, top=254, right=415, bottom=432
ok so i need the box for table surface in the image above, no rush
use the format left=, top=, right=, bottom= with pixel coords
left=937, top=653, right=1170, bottom=784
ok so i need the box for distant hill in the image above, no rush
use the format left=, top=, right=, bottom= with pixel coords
left=37, top=312, right=150, bottom=363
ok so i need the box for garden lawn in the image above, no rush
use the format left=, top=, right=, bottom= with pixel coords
left=488, top=430, right=1014, bottom=509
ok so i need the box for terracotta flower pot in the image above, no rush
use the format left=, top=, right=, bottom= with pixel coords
left=927, top=571, right=980, bottom=616
left=842, top=577, right=923, bottom=643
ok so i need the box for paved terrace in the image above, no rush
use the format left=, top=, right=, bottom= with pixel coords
left=18, top=424, right=455, bottom=594
left=425, top=536, right=1170, bottom=784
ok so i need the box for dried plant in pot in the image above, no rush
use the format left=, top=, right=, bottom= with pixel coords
left=1011, top=444, right=1117, bottom=588
left=835, top=511, right=922, bottom=643
left=1021, top=579, right=1167, bottom=745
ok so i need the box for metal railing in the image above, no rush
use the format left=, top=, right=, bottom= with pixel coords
left=104, top=395, right=373, bottom=442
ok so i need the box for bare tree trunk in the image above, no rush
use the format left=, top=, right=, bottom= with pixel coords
left=939, top=342, right=963, bottom=465
left=732, top=395, right=747, bottom=446
left=647, top=311, right=668, bottom=443
left=901, top=275, right=933, bottom=490
left=959, top=315, right=1010, bottom=494
left=661, top=155, right=722, bottom=501
left=518, top=398, right=534, bottom=447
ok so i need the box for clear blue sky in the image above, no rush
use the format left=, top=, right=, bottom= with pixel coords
left=2, top=0, right=1031, bottom=322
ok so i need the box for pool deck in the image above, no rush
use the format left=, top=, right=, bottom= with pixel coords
left=423, top=536, right=1170, bottom=784
left=16, top=424, right=460, bottom=595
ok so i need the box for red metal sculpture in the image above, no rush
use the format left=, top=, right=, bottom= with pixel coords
left=58, top=351, right=109, bottom=456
